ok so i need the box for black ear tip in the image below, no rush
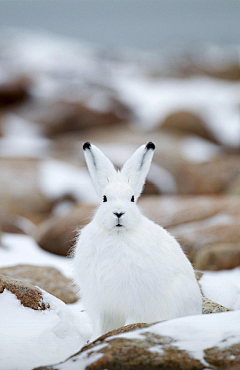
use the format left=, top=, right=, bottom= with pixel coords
left=83, top=142, right=91, bottom=150
left=146, top=142, right=155, bottom=150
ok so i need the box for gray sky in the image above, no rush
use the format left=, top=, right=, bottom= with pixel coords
left=0, top=0, right=240, bottom=51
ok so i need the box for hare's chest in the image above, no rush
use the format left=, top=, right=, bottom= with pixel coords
left=90, top=237, right=153, bottom=287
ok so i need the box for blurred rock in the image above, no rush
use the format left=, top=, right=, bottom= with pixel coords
left=161, top=110, right=217, bottom=143
left=170, top=216, right=240, bottom=262
left=175, top=154, right=240, bottom=194
left=139, top=195, right=240, bottom=228
left=139, top=195, right=240, bottom=264
left=227, top=175, right=240, bottom=195
left=0, top=214, right=26, bottom=234
left=202, top=297, right=230, bottom=314
left=0, top=265, right=78, bottom=304
left=142, top=179, right=161, bottom=195
left=0, top=274, right=49, bottom=310
left=0, top=158, right=53, bottom=218
left=195, top=243, right=240, bottom=271
left=200, top=64, right=240, bottom=81
left=34, top=204, right=95, bottom=256
left=14, top=97, right=131, bottom=138
left=0, top=76, right=31, bottom=107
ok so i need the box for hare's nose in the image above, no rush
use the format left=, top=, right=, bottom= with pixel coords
left=114, top=212, right=124, bottom=219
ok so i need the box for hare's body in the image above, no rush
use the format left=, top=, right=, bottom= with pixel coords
left=73, top=142, right=202, bottom=341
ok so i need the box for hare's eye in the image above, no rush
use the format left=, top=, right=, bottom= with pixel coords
left=103, top=195, right=107, bottom=202
left=131, top=195, right=135, bottom=202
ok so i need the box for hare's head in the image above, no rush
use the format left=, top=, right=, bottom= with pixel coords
left=83, top=142, right=155, bottom=232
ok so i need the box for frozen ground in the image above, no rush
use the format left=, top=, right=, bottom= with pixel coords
left=1, top=233, right=240, bottom=369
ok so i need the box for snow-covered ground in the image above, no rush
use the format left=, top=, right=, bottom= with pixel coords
left=0, top=233, right=92, bottom=370
left=1, top=233, right=240, bottom=369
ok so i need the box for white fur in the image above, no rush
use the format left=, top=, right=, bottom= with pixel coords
left=73, top=142, right=202, bottom=342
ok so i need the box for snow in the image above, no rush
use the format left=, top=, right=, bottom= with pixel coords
left=0, top=233, right=72, bottom=277
left=114, top=75, right=240, bottom=148
left=0, top=289, right=89, bottom=370
left=0, top=233, right=93, bottom=369
left=180, top=135, right=221, bottom=163
left=200, top=267, right=240, bottom=311
left=0, top=114, right=50, bottom=158
left=39, top=159, right=98, bottom=204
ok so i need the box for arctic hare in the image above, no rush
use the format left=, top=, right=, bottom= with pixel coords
left=73, top=142, right=202, bottom=341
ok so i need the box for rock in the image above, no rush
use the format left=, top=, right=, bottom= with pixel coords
left=0, top=274, right=49, bottom=310
left=0, top=214, right=27, bottom=234
left=227, top=175, right=240, bottom=195
left=138, top=195, right=240, bottom=262
left=14, top=97, right=131, bottom=138
left=201, top=64, right=240, bottom=81
left=160, top=110, right=217, bottom=143
left=0, top=265, right=78, bottom=304
left=35, top=311, right=240, bottom=370
left=195, top=271, right=204, bottom=295
left=175, top=154, right=240, bottom=194
left=34, top=204, right=95, bottom=256
left=82, top=323, right=150, bottom=353
left=170, top=218, right=240, bottom=263
left=202, top=297, right=230, bottom=314
left=220, top=365, right=240, bottom=370
left=0, top=76, right=31, bottom=107
left=0, top=158, right=53, bottom=217
left=195, top=243, right=240, bottom=271
left=139, top=195, right=240, bottom=228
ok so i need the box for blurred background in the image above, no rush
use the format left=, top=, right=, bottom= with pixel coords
left=1, top=0, right=240, bottom=274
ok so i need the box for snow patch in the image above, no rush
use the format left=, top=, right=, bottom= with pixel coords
left=180, top=135, right=221, bottom=163
left=0, top=289, right=86, bottom=370
left=0, top=233, right=72, bottom=278
left=200, top=267, right=240, bottom=311
left=38, top=159, right=98, bottom=204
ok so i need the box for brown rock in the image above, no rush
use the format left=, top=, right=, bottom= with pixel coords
left=14, top=97, right=131, bottom=138
left=0, top=76, right=31, bottom=107
left=220, top=365, right=240, bottom=370
left=34, top=204, right=95, bottom=256
left=139, top=195, right=240, bottom=263
left=227, top=175, right=240, bottom=195
left=0, top=214, right=27, bottom=234
left=195, top=243, right=240, bottom=271
left=0, top=274, right=49, bottom=310
left=202, top=64, right=240, bottom=81
left=205, top=344, right=240, bottom=369
left=139, top=195, right=240, bottom=228
left=202, top=297, right=230, bottom=314
left=0, top=265, right=78, bottom=304
left=170, top=218, right=240, bottom=262
left=0, top=158, right=53, bottom=217
left=81, top=323, right=149, bottom=353
left=160, top=110, right=217, bottom=143
left=176, top=154, right=240, bottom=194
left=142, top=180, right=161, bottom=195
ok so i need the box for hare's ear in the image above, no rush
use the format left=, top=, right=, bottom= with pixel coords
left=83, top=142, right=116, bottom=197
left=121, top=142, right=155, bottom=199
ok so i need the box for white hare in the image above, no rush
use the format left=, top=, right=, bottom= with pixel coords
left=73, top=142, right=202, bottom=341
